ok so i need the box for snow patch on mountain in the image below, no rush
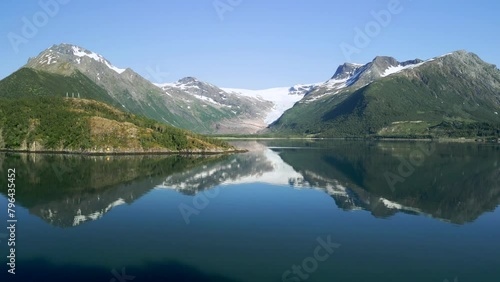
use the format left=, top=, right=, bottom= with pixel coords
left=39, top=53, right=58, bottom=65
left=381, top=61, right=426, bottom=77
left=71, top=46, right=126, bottom=74
left=192, top=94, right=223, bottom=106
left=380, top=54, right=455, bottom=78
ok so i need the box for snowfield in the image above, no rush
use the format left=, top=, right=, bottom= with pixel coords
left=222, top=84, right=316, bottom=124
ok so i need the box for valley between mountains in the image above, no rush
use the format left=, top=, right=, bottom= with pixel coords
left=0, top=43, right=499, bottom=153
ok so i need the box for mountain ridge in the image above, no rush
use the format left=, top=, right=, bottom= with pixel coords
left=2, top=43, right=499, bottom=138
left=10, top=43, right=318, bottom=134
left=269, top=50, right=500, bottom=138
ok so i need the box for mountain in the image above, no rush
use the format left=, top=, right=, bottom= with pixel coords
left=301, top=56, right=424, bottom=103
left=0, top=43, right=314, bottom=134
left=0, top=96, right=234, bottom=153
left=157, top=78, right=317, bottom=133
left=5, top=44, right=497, bottom=138
left=155, top=77, right=274, bottom=133
left=270, top=51, right=500, bottom=138
left=21, top=44, right=187, bottom=125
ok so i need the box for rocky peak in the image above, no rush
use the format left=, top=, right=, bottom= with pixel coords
left=288, top=84, right=317, bottom=96
left=371, top=56, right=400, bottom=71
left=26, top=43, right=126, bottom=75
left=177, top=77, right=200, bottom=86
left=331, top=63, right=364, bottom=80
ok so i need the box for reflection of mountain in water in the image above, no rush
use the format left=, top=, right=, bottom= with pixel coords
left=1, top=141, right=499, bottom=227
left=0, top=153, right=224, bottom=227
left=276, top=141, right=500, bottom=224
left=156, top=142, right=304, bottom=193
left=280, top=141, right=500, bottom=224
left=160, top=140, right=500, bottom=224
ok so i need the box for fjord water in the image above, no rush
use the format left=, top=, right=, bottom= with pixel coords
left=1, top=140, right=499, bottom=282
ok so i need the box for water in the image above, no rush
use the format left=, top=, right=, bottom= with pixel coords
left=0, top=140, right=499, bottom=282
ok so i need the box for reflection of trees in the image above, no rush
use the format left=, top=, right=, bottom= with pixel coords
left=0, top=153, right=224, bottom=227
left=1, top=140, right=498, bottom=227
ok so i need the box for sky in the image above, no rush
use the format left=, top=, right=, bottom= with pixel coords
left=0, top=0, right=499, bottom=89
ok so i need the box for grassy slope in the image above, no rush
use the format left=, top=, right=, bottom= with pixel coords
left=0, top=97, right=233, bottom=152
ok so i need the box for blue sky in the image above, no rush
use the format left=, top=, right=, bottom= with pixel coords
left=1, top=0, right=499, bottom=89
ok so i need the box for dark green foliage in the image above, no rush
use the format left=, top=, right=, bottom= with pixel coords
left=0, top=97, right=91, bottom=149
left=0, top=68, right=119, bottom=107
left=429, top=121, right=500, bottom=138
left=0, top=153, right=227, bottom=210
left=0, top=97, right=233, bottom=152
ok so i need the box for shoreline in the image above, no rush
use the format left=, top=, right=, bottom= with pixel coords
left=218, top=136, right=500, bottom=143
left=0, top=148, right=248, bottom=156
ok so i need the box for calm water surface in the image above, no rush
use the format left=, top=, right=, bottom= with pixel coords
left=0, top=140, right=499, bottom=282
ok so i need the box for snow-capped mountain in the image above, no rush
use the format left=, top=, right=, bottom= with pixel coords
left=18, top=43, right=312, bottom=134
left=155, top=77, right=274, bottom=133
left=17, top=44, right=498, bottom=138
left=223, top=83, right=318, bottom=124
left=157, top=76, right=318, bottom=128
left=303, top=56, right=424, bottom=102
left=271, top=51, right=500, bottom=137
left=24, top=43, right=178, bottom=125
left=27, top=43, right=128, bottom=75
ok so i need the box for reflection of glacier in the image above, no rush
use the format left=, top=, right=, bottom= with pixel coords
left=156, top=143, right=410, bottom=217
left=157, top=148, right=304, bottom=190
left=157, top=141, right=500, bottom=224
left=3, top=141, right=498, bottom=227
